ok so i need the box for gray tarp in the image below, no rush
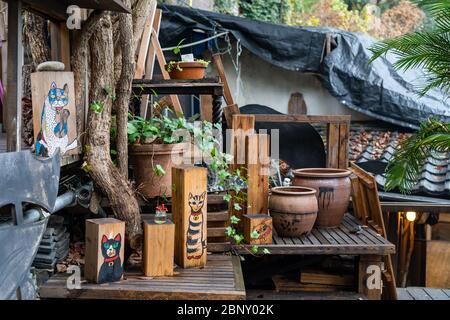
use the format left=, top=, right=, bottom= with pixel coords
left=159, top=4, right=450, bottom=129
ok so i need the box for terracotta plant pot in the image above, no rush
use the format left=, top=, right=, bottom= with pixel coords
left=293, top=168, right=351, bottom=228
left=269, top=186, right=318, bottom=237
left=129, top=142, right=189, bottom=199
left=165, top=61, right=207, bottom=80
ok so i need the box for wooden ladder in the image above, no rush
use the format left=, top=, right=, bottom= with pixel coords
left=350, top=162, right=398, bottom=300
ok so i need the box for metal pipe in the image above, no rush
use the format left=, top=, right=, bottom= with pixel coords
left=0, top=185, right=88, bottom=228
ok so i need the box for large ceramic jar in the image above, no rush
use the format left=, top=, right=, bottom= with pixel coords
left=293, top=168, right=351, bottom=228
left=269, top=186, right=318, bottom=237
left=129, top=142, right=189, bottom=198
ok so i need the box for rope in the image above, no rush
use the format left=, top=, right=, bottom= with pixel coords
left=161, top=31, right=229, bottom=52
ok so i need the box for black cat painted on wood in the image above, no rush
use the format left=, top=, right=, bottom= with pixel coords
left=98, top=234, right=123, bottom=284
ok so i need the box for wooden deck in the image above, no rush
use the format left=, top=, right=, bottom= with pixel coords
left=397, top=287, right=450, bottom=300
left=39, top=255, right=245, bottom=300
left=235, top=214, right=395, bottom=255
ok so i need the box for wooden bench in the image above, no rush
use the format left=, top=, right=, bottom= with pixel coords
left=39, top=255, right=245, bottom=300
left=234, top=214, right=395, bottom=300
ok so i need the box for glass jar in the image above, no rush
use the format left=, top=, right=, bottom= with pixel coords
left=154, top=204, right=168, bottom=224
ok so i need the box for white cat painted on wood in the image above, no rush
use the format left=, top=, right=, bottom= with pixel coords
left=35, top=82, right=77, bottom=157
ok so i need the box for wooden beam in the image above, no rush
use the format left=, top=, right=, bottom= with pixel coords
left=253, top=114, right=351, bottom=124
left=50, top=22, right=71, bottom=70
left=212, top=53, right=234, bottom=106
left=326, top=123, right=339, bottom=168
left=6, top=0, right=23, bottom=151
left=150, top=29, right=182, bottom=115
left=134, top=0, right=156, bottom=79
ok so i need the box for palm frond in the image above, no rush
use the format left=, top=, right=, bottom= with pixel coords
left=369, top=0, right=450, bottom=95
left=385, top=118, right=450, bottom=193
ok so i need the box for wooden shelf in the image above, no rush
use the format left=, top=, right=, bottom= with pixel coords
left=234, top=214, right=395, bottom=256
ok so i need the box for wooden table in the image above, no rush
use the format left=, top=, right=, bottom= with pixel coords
left=39, top=255, right=245, bottom=300
left=235, top=214, right=395, bottom=300
left=132, top=78, right=224, bottom=124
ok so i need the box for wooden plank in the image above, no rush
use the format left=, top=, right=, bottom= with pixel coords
left=5, top=0, right=23, bottom=151
left=207, top=227, right=226, bottom=238
left=326, top=123, right=340, bottom=168
left=288, top=92, right=307, bottom=115
left=246, top=134, right=269, bottom=215
left=338, top=123, right=349, bottom=169
left=253, top=114, right=351, bottom=124
left=406, top=287, right=432, bottom=300
left=305, top=232, right=321, bottom=245
left=141, top=8, right=161, bottom=119
left=212, top=53, right=234, bottom=106
left=150, top=29, right=182, bottom=114
left=134, top=1, right=157, bottom=79
left=172, top=166, right=208, bottom=268
left=39, top=255, right=245, bottom=300
left=200, top=95, right=213, bottom=122
left=223, top=104, right=240, bottom=128
left=50, top=22, right=71, bottom=71
left=423, top=288, right=450, bottom=300
left=380, top=202, right=450, bottom=214
left=397, top=288, right=414, bottom=300
left=358, top=255, right=383, bottom=300
left=426, top=240, right=450, bottom=288
left=301, top=271, right=354, bottom=287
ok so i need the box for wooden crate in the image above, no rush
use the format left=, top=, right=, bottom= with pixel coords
left=242, top=214, right=273, bottom=245
left=85, top=218, right=125, bottom=284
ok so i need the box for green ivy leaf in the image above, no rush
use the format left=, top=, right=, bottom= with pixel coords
left=251, top=245, right=259, bottom=254
left=234, top=234, right=244, bottom=245
left=230, top=215, right=240, bottom=224
left=223, top=194, right=232, bottom=202
left=262, top=248, right=271, bottom=255
left=250, top=230, right=260, bottom=239
left=233, top=203, right=242, bottom=211
left=153, top=164, right=166, bottom=177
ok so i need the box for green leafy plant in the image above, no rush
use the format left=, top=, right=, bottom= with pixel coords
left=165, top=38, right=210, bottom=73
left=128, top=108, right=268, bottom=255
left=369, top=0, right=450, bottom=193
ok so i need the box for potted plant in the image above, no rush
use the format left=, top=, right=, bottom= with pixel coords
left=128, top=111, right=190, bottom=199
left=165, top=39, right=210, bottom=80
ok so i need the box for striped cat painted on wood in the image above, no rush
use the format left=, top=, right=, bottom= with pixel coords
left=186, top=192, right=206, bottom=260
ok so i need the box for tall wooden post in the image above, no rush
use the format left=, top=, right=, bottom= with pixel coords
left=172, top=166, right=208, bottom=268
left=6, top=0, right=23, bottom=151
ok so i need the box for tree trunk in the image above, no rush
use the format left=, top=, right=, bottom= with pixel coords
left=114, top=0, right=135, bottom=179
left=23, top=11, right=50, bottom=65
left=86, top=14, right=142, bottom=250
left=71, top=10, right=107, bottom=138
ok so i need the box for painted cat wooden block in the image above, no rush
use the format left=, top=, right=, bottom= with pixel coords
left=172, top=166, right=208, bottom=268
left=31, top=71, right=78, bottom=158
left=85, top=218, right=125, bottom=284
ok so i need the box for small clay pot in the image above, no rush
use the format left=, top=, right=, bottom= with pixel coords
left=269, top=186, right=318, bottom=237
left=293, top=168, right=351, bottom=228
left=166, top=61, right=207, bottom=80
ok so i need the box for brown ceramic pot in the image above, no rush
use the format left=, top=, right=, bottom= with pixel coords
left=165, top=61, right=207, bottom=80
left=129, top=142, right=189, bottom=198
left=269, top=186, right=318, bottom=237
left=293, top=168, right=351, bottom=228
